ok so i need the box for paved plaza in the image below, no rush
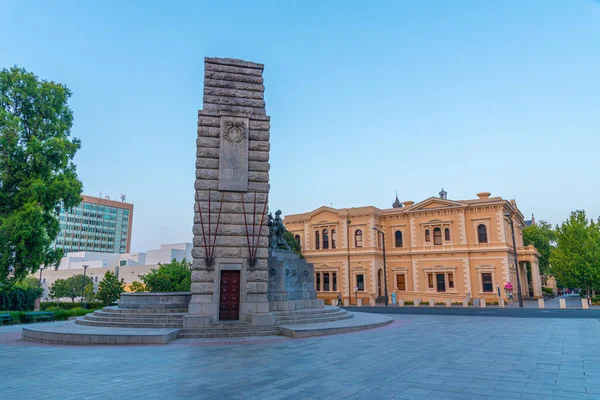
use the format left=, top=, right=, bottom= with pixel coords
left=2, top=314, right=600, bottom=399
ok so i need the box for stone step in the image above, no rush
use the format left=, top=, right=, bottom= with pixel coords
left=276, top=314, right=354, bottom=325
left=92, top=311, right=186, bottom=319
left=84, top=315, right=184, bottom=324
left=177, top=330, right=281, bottom=339
left=184, top=325, right=280, bottom=333
left=274, top=310, right=347, bottom=322
left=103, top=306, right=189, bottom=314
left=270, top=307, right=340, bottom=317
left=75, top=318, right=182, bottom=329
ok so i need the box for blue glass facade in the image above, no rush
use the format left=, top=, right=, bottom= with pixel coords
left=52, top=197, right=132, bottom=254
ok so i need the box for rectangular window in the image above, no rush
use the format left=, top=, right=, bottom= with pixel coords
left=482, top=273, right=493, bottom=292
left=324, top=273, right=330, bottom=291
left=436, top=273, right=446, bottom=292
left=396, top=274, right=406, bottom=291
left=316, top=273, right=321, bottom=291
left=428, top=273, right=434, bottom=289
left=333, top=272, right=337, bottom=291
left=120, top=260, right=126, bottom=266
left=357, top=274, right=365, bottom=291
left=448, top=273, right=454, bottom=289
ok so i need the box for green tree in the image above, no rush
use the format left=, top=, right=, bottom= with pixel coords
left=64, top=274, right=93, bottom=302
left=96, top=270, right=125, bottom=306
left=283, top=231, right=303, bottom=258
left=522, top=220, right=556, bottom=276
left=129, top=281, right=146, bottom=292
left=550, top=210, right=600, bottom=296
left=49, top=278, right=69, bottom=301
left=140, top=258, right=191, bottom=292
left=14, top=276, right=42, bottom=290
left=0, top=67, right=83, bottom=287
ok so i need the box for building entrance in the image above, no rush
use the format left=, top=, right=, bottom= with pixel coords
left=219, top=270, right=240, bottom=321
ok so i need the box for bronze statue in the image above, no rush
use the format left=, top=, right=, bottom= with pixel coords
left=268, top=210, right=291, bottom=250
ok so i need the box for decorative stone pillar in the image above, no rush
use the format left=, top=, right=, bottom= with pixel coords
left=186, top=57, right=272, bottom=328
left=530, top=259, right=543, bottom=298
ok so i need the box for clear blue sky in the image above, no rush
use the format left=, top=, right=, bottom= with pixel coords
left=1, top=1, right=599, bottom=252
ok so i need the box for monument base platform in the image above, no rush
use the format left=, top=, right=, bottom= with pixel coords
left=21, top=309, right=391, bottom=344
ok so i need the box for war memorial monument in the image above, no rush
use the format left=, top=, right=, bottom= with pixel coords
left=21, top=57, right=390, bottom=344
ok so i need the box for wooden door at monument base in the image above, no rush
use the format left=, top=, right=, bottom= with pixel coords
left=219, top=270, right=240, bottom=321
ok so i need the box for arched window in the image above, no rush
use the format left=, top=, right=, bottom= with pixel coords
left=323, top=229, right=329, bottom=249
left=444, top=228, right=450, bottom=241
left=355, top=230, right=363, bottom=248
left=433, top=227, right=442, bottom=245
left=315, top=231, right=320, bottom=250
left=331, top=229, right=337, bottom=249
left=425, top=230, right=431, bottom=243
left=478, top=224, right=488, bottom=243
left=294, top=234, right=301, bottom=247
left=395, top=231, right=403, bottom=248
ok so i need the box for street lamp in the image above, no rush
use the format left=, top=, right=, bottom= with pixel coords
left=372, top=227, right=389, bottom=306
left=347, top=218, right=352, bottom=306
left=504, top=214, right=523, bottom=308
left=38, top=266, right=45, bottom=288
left=81, top=265, right=89, bottom=309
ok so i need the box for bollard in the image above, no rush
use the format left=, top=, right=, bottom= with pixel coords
left=343, top=299, right=349, bottom=307
left=332, top=299, right=338, bottom=306
left=559, top=298, right=566, bottom=309
left=499, top=299, right=505, bottom=308
left=357, top=299, right=363, bottom=307
left=480, top=299, right=486, bottom=308
left=445, top=299, right=452, bottom=308
left=582, top=298, right=589, bottom=310
left=398, top=299, right=404, bottom=307
left=415, top=299, right=421, bottom=307
left=462, top=298, right=469, bottom=308
left=537, top=298, right=545, bottom=309
left=369, top=299, right=376, bottom=307
left=429, top=298, right=436, bottom=308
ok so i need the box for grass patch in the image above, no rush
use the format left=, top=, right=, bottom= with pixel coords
left=0, top=307, right=100, bottom=324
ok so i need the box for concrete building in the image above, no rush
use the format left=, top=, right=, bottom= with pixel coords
left=284, top=190, right=542, bottom=305
left=52, top=195, right=134, bottom=254
left=40, top=243, right=192, bottom=300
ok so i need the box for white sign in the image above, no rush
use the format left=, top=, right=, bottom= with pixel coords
left=354, top=286, right=358, bottom=292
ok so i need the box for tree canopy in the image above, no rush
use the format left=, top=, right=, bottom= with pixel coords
left=96, top=270, right=125, bottom=305
left=550, top=210, right=600, bottom=296
left=49, top=274, right=93, bottom=302
left=140, top=258, right=191, bottom=292
left=523, top=220, right=556, bottom=276
left=0, top=66, right=82, bottom=287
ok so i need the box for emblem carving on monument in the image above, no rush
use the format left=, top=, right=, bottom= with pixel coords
left=222, top=120, right=247, bottom=143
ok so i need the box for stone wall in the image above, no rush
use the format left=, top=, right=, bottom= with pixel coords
left=188, top=58, right=271, bottom=326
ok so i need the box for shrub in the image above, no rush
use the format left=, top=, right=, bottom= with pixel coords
left=542, top=287, right=554, bottom=295
left=0, top=287, right=43, bottom=311
left=96, top=271, right=125, bottom=306
left=40, top=301, right=104, bottom=310
left=1, top=307, right=100, bottom=323
left=421, top=301, right=430, bottom=305
left=404, top=301, right=414, bottom=305
left=140, top=258, right=191, bottom=292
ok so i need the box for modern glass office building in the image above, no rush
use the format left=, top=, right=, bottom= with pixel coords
left=52, top=195, right=134, bottom=254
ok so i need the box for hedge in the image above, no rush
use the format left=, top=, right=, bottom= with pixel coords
left=1, top=307, right=100, bottom=324
left=0, top=288, right=43, bottom=311
left=40, top=302, right=104, bottom=310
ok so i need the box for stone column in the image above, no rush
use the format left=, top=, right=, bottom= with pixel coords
left=530, top=259, right=543, bottom=298
left=186, top=57, right=272, bottom=328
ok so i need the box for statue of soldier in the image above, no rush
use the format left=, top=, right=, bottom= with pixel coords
left=268, top=210, right=291, bottom=250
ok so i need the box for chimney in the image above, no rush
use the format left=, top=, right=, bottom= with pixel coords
left=439, top=188, right=447, bottom=200
left=402, top=201, right=414, bottom=207
left=476, top=192, right=491, bottom=199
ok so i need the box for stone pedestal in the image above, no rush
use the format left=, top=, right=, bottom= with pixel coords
left=429, top=298, right=435, bottom=308
left=582, top=298, right=589, bottom=310
left=462, top=298, right=469, bottom=308
left=267, top=249, right=323, bottom=311
left=480, top=299, right=486, bottom=308
left=357, top=299, right=363, bottom=307
left=559, top=298, right=566, bottom=309
left=537, top=298, right=545, bottom=309
left=414, top=299, right=421, bottom=307
left=499, top=299, right=505, bottom=308
left=398, top=299, right=404, bottom=307
left=445, top=299, right=451, bottom=308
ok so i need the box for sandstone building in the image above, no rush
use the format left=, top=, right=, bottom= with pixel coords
left=284, top=190, right=541, bottom=305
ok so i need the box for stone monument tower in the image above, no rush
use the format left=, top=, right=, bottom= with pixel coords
left=185, top=57, right=272, bottom=328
